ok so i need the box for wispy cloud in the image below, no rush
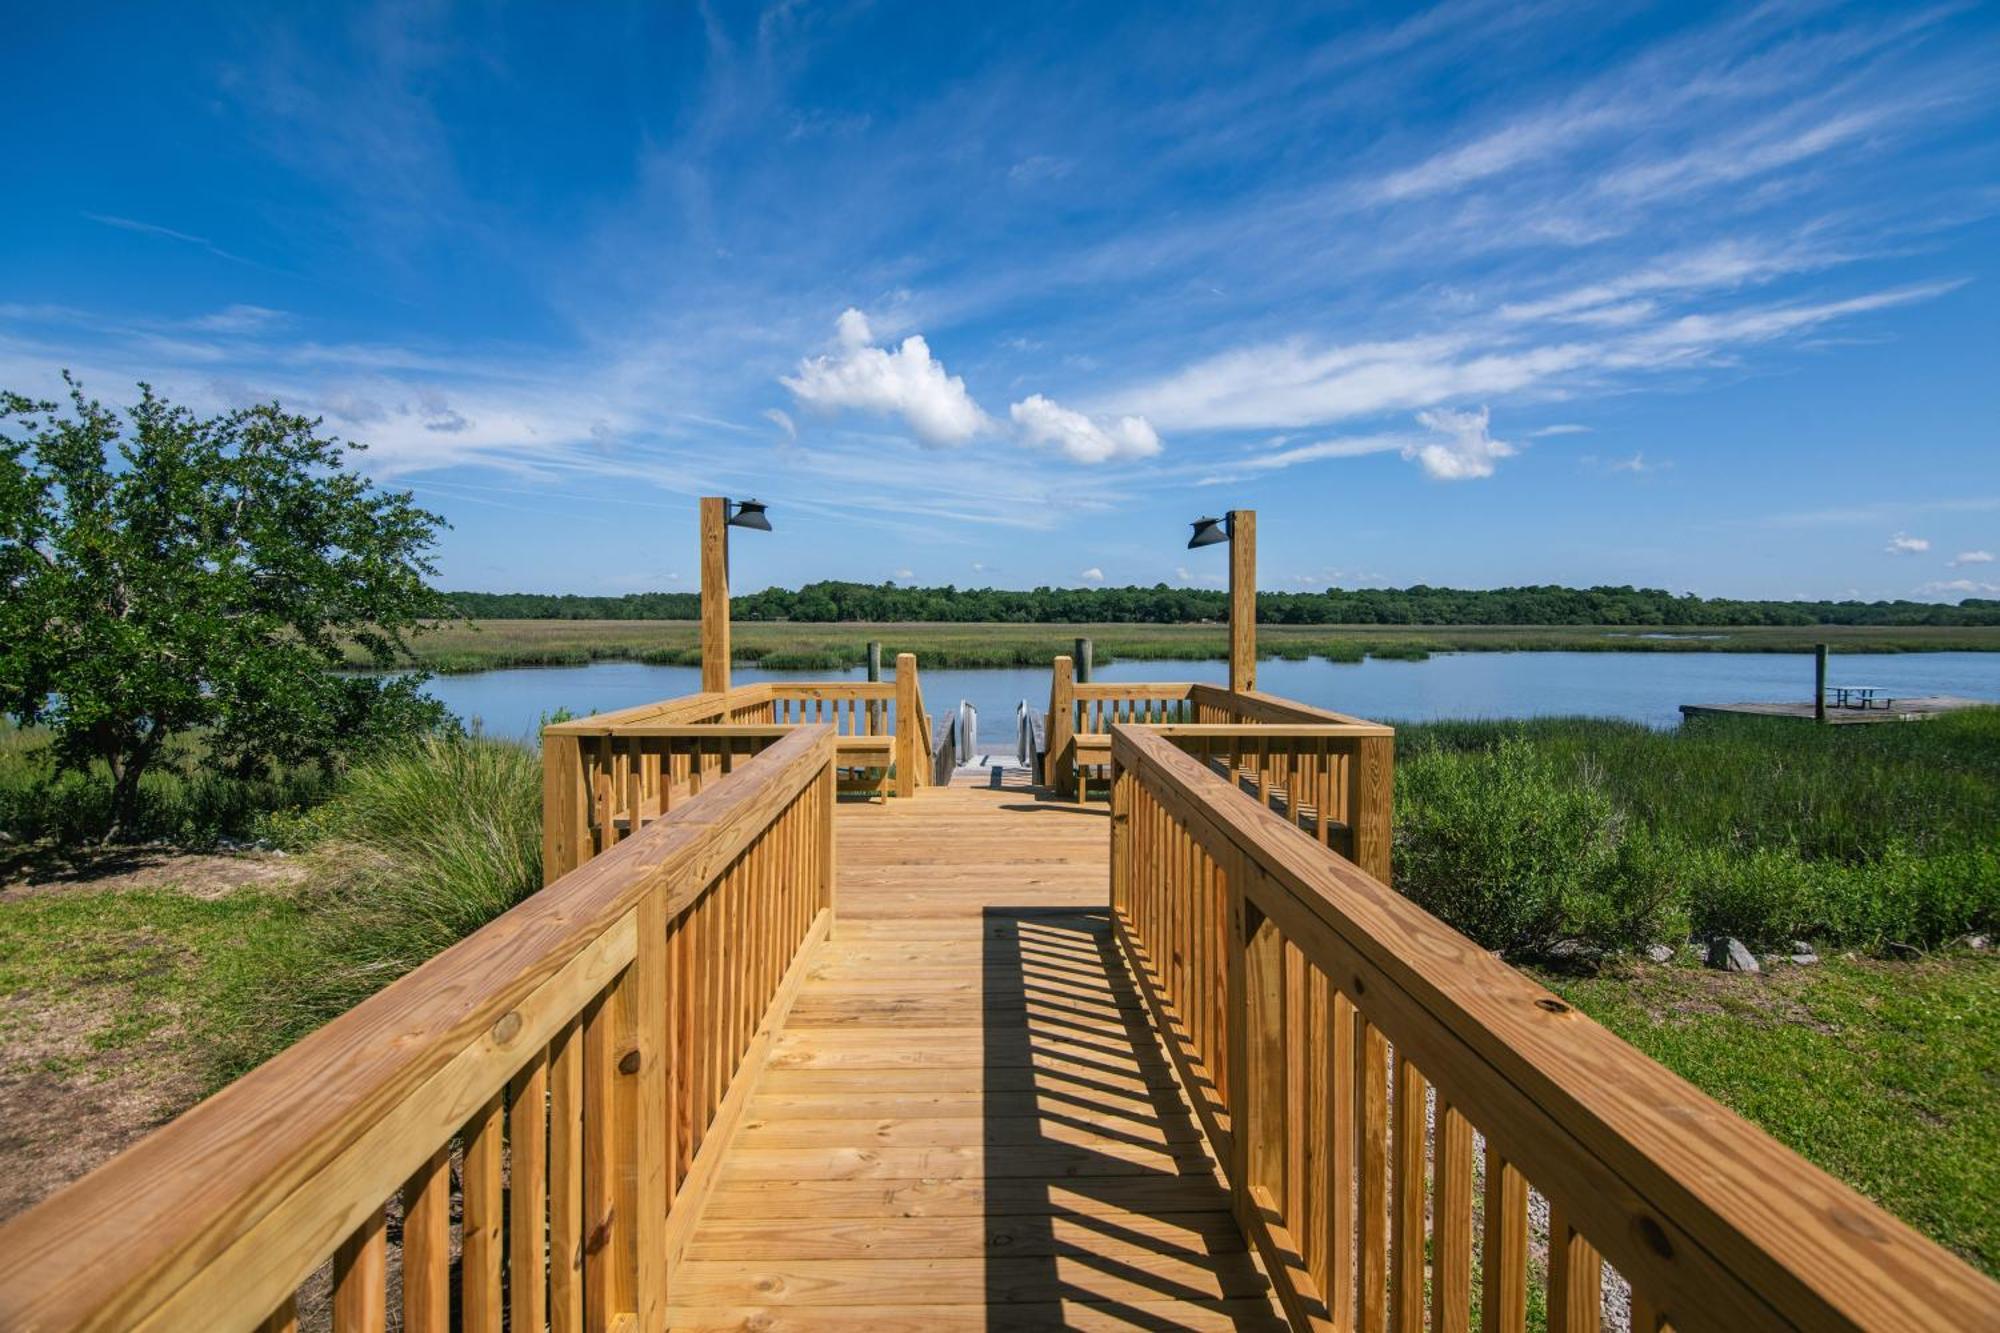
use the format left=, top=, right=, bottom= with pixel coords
left=1885, top=531, right=1932, bottom=555
left=1079, top=566, right=1104, bottom=583
left=83, top=213, right=266, bottom=269
left=1949, top=549, right=1994, bottom=567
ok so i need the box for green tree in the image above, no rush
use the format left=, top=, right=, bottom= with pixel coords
left=1, top=378, right=456, bottom=840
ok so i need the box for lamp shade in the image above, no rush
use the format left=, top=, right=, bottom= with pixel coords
left=1186, top=516, right=1228, bottom=549
left=728, top=499, right=773, bottom=531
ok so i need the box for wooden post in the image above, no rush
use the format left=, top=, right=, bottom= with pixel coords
left=1074, top=636, right=1093, bottom=683
left=894, top=652, right=919, bottom=799
left=1046, top=655, right=1076, bottom=796
left=1814, top=642, right=1828, bottom=723
left=1229, top=508, right=1257, bottom=695
left=866, top=641, right=882, bottom=682
left=1345, top=734, right=1395, bottom=884
left=700, top=497, right=730, bottom=694
left=542, top=731, right=590, bottom=885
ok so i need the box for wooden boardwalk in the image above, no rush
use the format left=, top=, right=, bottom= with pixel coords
left=1679, top=694, right=1990, bottom=724
left=669, top=770, right=1285, bottom=1331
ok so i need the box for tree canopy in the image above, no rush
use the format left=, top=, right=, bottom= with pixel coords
left=1, top=379, right=456, bottom=839
left=445, top=580, right=2000, bottom=628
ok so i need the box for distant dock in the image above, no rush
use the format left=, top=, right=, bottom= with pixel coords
left=1680, top=695, right=1991, bottom=724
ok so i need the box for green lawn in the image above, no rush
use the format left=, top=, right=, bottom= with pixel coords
left=0, top=884, right=311, bottom=1090
left=1543, top=953, right=1999, bottom=1276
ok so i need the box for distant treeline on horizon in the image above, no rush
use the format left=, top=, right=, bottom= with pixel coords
left=444, top=582, right=2000, bottom=627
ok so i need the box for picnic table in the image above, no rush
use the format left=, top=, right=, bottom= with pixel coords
left=1830, top=684, right=1892, bottom=709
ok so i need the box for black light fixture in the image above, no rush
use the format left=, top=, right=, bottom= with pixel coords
left=727, top=498, right=773, bottom=531
left=1186, top=515, right=1229, bottom=549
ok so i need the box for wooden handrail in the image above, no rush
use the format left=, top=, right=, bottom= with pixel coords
left=1108, top=724, right=1998, bottom=1331
left=0, top=726, right=839, bottom=1333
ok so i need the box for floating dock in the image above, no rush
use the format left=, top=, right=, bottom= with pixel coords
left=1679, top=695, right=1991, bottom=724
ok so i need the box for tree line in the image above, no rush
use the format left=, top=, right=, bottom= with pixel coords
left=446, top=581, right=2000, bottom=627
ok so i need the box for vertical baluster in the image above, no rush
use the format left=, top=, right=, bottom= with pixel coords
left=1549, top=1203, right=1603, bottom=1333
left=402, top=1147, right=451, bottom=1333
left=1433, top=1100, right=1474, bottom=1333
left=1326, top=986, right=1357, bottom=1327
left=332, top=1206, right=387, bottom=1333
left=511, top=1053, right=550, bottom=1333
left=550, top=1017, right=585, bottom=1333
left=463, top=1092, right=505, bottom=1333
left=583, top=976, right=632, bottom=1328
left=1482, top=1145, right=1529, bottom=1333
left=1390, top=1052, right=1428, bottom=1333
left=1284, top=943, right=1308, bottom=1240
left=1303, top=962, right=1330, bottom=1301
left=635, top=886, right=669, bottom=1330
left=1357, top=1019, right=1389, bottom=1333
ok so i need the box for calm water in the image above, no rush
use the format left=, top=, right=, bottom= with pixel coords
left=422, top=652, right=2000, bottom=743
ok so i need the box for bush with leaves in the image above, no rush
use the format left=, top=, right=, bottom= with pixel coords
left=0, top=378, right=456, bottom=840
left=1393, top=737, right=1676, bottom=956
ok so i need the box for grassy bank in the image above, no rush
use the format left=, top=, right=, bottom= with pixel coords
left=1545, top=953, right=1998, bottom=1274
left=386, top=618, right=2000, bottom=673
left=1394, top=710, right=2000, bottom=956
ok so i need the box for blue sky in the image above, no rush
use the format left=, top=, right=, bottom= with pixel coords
left=4, top=2, right=1997, bottom=600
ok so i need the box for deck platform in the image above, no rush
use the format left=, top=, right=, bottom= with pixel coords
left=1679, top=694, right=1990, bottom=724
left=669, top=770, right=1285, bottom=1331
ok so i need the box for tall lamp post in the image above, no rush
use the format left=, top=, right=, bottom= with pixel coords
left=700, top=496, right=773, bottom=693
left=1188, top=509, right=1256, bottom=694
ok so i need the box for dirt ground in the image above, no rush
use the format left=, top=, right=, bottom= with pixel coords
left=0, top=846, right=306, bottom=1220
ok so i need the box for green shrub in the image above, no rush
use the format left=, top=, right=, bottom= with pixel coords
left=0, top=722, right=335, bottom=845
left=1394, top=738, right=1643, bottom=955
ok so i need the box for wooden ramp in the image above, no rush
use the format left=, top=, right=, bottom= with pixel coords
left=670, top=771, right=1285, bottom=1331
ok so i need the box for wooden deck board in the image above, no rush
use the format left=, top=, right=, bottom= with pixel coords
left=670, top=771, right=1283, bottom=1330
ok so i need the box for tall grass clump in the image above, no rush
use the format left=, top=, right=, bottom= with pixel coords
left=244, top=733, right=542, bottom=1071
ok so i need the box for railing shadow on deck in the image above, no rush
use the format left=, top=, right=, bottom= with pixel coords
left=982, top=905, right=1285, bottom=1328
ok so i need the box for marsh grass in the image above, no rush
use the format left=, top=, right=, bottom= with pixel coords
left=387, top=618, right=2000, bottom=674
left=1395, top=711, right=2000, bottom=954
left=244, top=733, right=543, bottom=1073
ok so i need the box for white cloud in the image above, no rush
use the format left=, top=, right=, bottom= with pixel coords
left=1105, top=283, right=1958, bottom=436
left=1916, top=578, right=2000, bottom=596
left=892, top=567, right=915, bottom=580
left=1529, top=423, right=1590, bottom=437
left=1949, top=550, right=1994, bottom=567
left=1405, top=406, right=1515, bottom=481
left=782, top=308, right=989, bottom=447
left=762, top=407, right=797, bottom=440
left=186, top=304, right=291, bottom=333
left=1583, top=451, right=1667, bottom=475
left=1009, top=394, right=1162, bottom=464
left=1080, top=567, right=1104, bottom=583
left=1885, top=532, right=1931, bottom=555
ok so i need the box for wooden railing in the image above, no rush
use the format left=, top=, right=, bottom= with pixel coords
left=544, top=655, right=931, bottom=881
left=0, top=726, right=838, bottom=1333
left=1109, top=724, right=1997, bottom=1332
left=1044, top=659, right=1394, bottom=880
